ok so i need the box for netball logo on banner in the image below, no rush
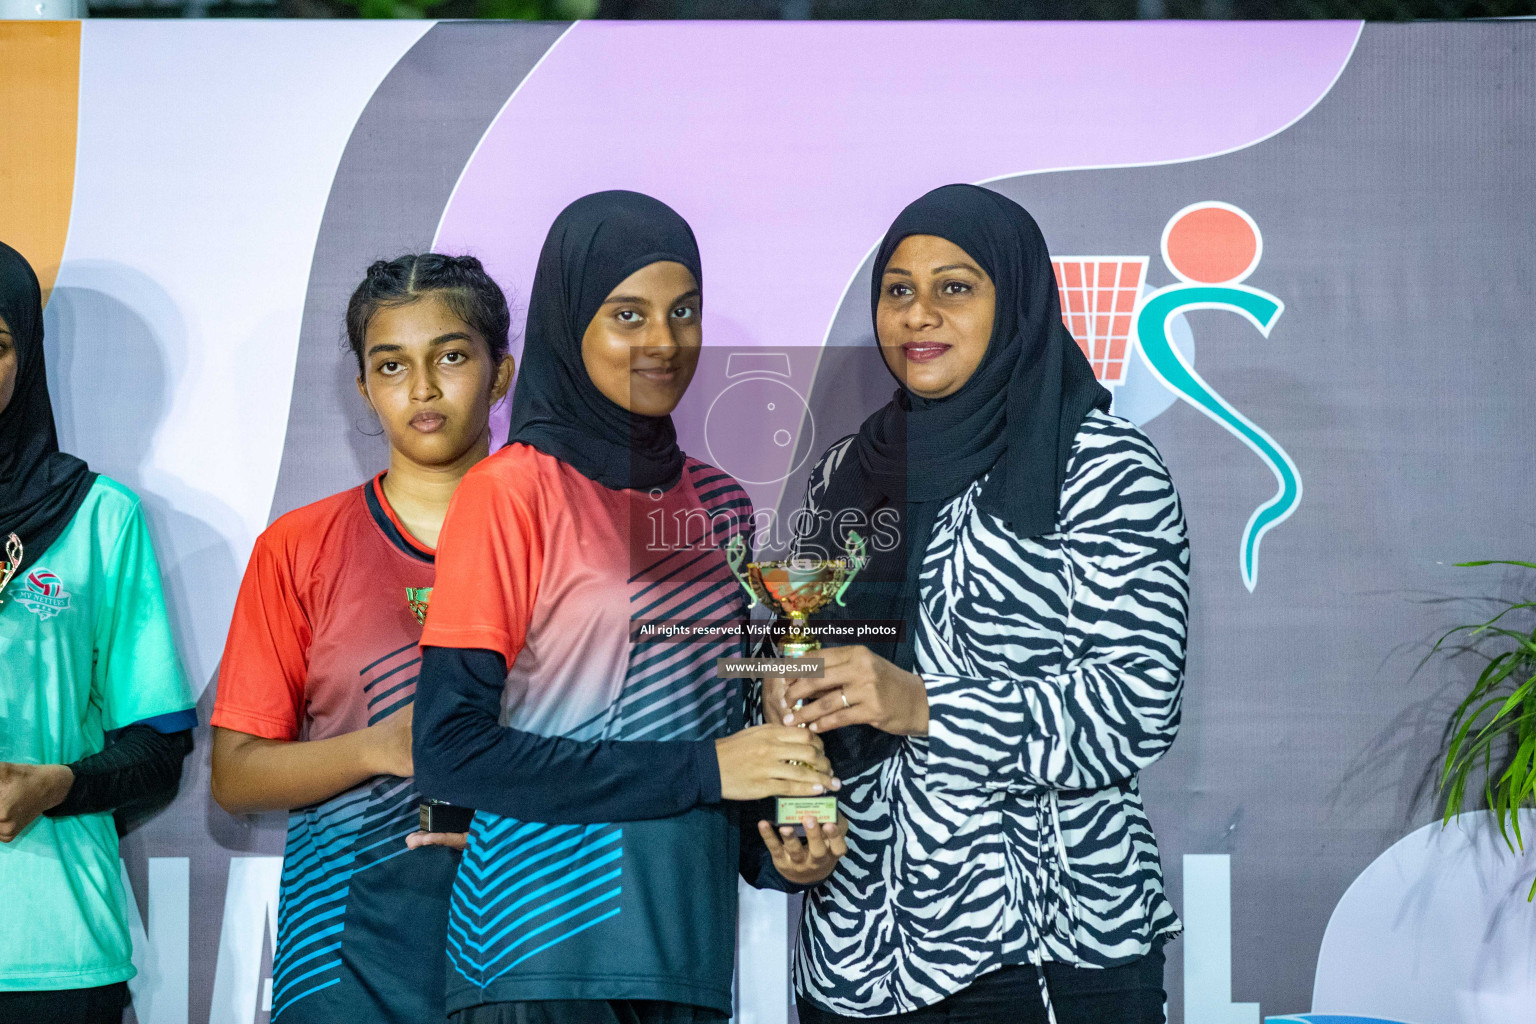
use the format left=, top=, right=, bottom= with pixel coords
left=1055, top=201, right=1299, bottom=592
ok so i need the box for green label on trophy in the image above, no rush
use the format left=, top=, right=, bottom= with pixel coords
left=725, top=531, right=866, bottom=828
left=775, top=797, right=839, bottom=827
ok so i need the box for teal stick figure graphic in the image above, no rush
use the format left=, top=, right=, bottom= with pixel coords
left=1134, top=202, right=1300, bottom=592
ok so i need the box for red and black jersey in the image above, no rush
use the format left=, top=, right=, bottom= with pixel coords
left=416, top=444, right=756, bottom=1015
left=212, top=474, right=455, bottom=1024
left=215, top=474, right=434, bottom=741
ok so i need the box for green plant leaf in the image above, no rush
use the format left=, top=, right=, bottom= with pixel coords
left=1433, top=561, right=1536, bottom=886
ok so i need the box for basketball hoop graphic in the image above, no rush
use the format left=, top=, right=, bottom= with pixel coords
left=1051, top=256, right=1148, bottom=388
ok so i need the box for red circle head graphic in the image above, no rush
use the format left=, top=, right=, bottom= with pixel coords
left=1161, top=202, right=1262, bottom=285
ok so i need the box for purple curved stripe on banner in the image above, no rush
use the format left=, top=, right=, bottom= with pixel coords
left=435, top=20, right=1359, bottom=444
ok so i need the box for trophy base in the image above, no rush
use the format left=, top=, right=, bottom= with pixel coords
left=776, top=795, right=838, bottom=829
left=419, top=800, right=475, bottom=833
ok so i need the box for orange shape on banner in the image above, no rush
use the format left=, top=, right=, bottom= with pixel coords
left=0, top=21, right=81, bottom=303
left=1163, top=204, right=1258, bottom=285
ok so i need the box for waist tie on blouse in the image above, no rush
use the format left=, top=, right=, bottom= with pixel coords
left=1030, top=789, right=1082, bottom=1024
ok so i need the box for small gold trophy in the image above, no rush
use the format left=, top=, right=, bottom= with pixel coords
left=725, top=531, right=866, bottom=828
left=405, top=585, right=475, bottom=833
left=0, top=533, right=22, bottom=608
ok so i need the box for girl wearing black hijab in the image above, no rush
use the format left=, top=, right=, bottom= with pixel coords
left=413, top=191, right=846, bottom=1024
left=774, top=186, right=1190, bottom=1024
left=0, top=242, right=195, bottom=1024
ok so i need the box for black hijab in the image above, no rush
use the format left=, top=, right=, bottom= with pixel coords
left=506, top=190, right=701, bottom=491
left=810, top=184, right=1110, bottom=675
left=0, top=242, right=95, bottom=579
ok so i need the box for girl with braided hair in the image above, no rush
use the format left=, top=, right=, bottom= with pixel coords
left=210, top=253, right=515, bottom=1024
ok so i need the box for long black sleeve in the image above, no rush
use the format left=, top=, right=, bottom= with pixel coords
left=44, top=724, right=193, bottom=831
left=413, top=646, right=724, bottom=824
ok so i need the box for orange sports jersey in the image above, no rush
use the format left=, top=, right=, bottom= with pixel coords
left=211, top=475, right=455, bottom=1024
left=215, top=474, right=434, bottom=741
left=419, top=442, right=755, bottom=1014
left=423, top=441, right=752, bottom=742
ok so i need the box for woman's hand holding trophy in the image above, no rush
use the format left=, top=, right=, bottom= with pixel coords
left=725, top=531, right=867, bottom=828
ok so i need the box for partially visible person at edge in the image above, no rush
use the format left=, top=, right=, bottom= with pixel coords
left=774, top=184, right=1190, bottom=1024
left=208, top=254, right=515, bottom=1024
left=412, top=190, right=847, bottom=1024
left=0, top=241, right=197, bottom=1024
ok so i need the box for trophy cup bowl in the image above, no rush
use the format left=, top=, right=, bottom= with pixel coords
left=725, top=532, right=866, bottom=829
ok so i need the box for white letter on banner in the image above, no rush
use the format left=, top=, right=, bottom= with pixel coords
left=119, top=857, right=190, bottom=1024
left=735, top=879, right=789, bottom=1024
left=1183, top=855, right=1260, bottom=1024
left=209, top=856, right=282, bottom=1024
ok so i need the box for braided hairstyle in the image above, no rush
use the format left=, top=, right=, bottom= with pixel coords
left=345, top=253, right=512, bottom=375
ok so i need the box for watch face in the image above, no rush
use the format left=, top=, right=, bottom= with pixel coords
left=703, top=374, right=815, bottom=486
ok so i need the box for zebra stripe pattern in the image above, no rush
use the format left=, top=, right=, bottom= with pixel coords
left=793, top=410, right=1189, bottom=1017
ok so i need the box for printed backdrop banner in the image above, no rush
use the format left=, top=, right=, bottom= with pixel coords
left=2, top=17, right=1534, bottom=1024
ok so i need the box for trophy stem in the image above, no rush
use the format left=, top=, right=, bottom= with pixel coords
left=775, top=608, right=837, bottom=831
left=726, top=542, right=854, bottom=832
left=781, top=611, right=819, bottom=659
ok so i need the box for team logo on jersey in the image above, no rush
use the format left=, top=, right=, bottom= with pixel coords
left=1054, top=202, right=1300, bottom=592
left=406, top=586, right=432, bottom=625
left=14, top=568, right=71, bottom=620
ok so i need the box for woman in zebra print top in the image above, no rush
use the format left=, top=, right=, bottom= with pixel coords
left=776, top=185, right=1188, bottom=1023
